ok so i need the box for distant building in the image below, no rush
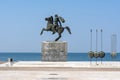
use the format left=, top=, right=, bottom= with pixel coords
left=111, top=34, right=117, bottom=57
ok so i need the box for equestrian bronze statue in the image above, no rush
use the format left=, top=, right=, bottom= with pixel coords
left=40, top=14, right=71, bottom=41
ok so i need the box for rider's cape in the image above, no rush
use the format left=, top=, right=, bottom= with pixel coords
left=59, top=16, right=65, bottom=23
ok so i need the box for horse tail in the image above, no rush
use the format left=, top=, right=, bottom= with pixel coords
left=65, top=26, right=72, bottom=34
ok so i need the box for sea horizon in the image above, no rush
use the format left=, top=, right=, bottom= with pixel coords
left=0, top=52, right=118, bottom=53
left=0, top=52, right=120, bottom=61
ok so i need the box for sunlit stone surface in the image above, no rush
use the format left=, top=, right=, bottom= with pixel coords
left=42, top=41, right=67, bottom=61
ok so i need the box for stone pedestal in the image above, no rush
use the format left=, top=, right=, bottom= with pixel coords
left=41, top=41, right=67, bottom=61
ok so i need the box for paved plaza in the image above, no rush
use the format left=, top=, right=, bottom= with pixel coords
left=0, top=61, right=120, bottom=80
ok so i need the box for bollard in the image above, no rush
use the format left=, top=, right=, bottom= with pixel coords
left=8, top=58, right=13, bottom=66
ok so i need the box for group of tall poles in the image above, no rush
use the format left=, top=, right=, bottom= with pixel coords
left=88, top=29, right=105, bottom=65
left=88, top=29, right=117, bottom=64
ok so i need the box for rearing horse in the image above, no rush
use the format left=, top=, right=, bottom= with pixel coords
left=40, top=16, right=71, bottom=41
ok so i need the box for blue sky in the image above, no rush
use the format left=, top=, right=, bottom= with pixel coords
left=0, top=0, right=120, bottom=53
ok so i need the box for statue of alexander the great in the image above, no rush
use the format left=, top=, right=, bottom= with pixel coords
left=40, top=14, right=71, bottom=41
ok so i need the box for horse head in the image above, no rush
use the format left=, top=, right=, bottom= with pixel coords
left=45, top=16, right=53, bottom=24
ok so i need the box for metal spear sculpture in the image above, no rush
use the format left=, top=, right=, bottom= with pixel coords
left=94, top=29, right=99, bottom=65
left=99, top=29, right=105, bottom=64
left=88, top=29, right=94, bottom=64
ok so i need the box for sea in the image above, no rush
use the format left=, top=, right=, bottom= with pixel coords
left=0, top=52, right=120, bottom=61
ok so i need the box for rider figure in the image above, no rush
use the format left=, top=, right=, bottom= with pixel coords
left=52, top=14, right=64, bottom=34
left=54, top=14, right=62, bottom=27
left=45, top=14, right=65, bottom=34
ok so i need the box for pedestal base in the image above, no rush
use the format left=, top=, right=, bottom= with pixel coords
left=41, top=41, right=67, bottom=61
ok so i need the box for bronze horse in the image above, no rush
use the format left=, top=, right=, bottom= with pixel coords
left=40, top=16, right=71, bottom=41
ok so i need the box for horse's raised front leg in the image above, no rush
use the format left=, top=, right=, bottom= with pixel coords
left=55, top=33, right=61, bottom=41
left=40, top=28, right=45, bottom=35
left=65, top=26, right=72, bottom=34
